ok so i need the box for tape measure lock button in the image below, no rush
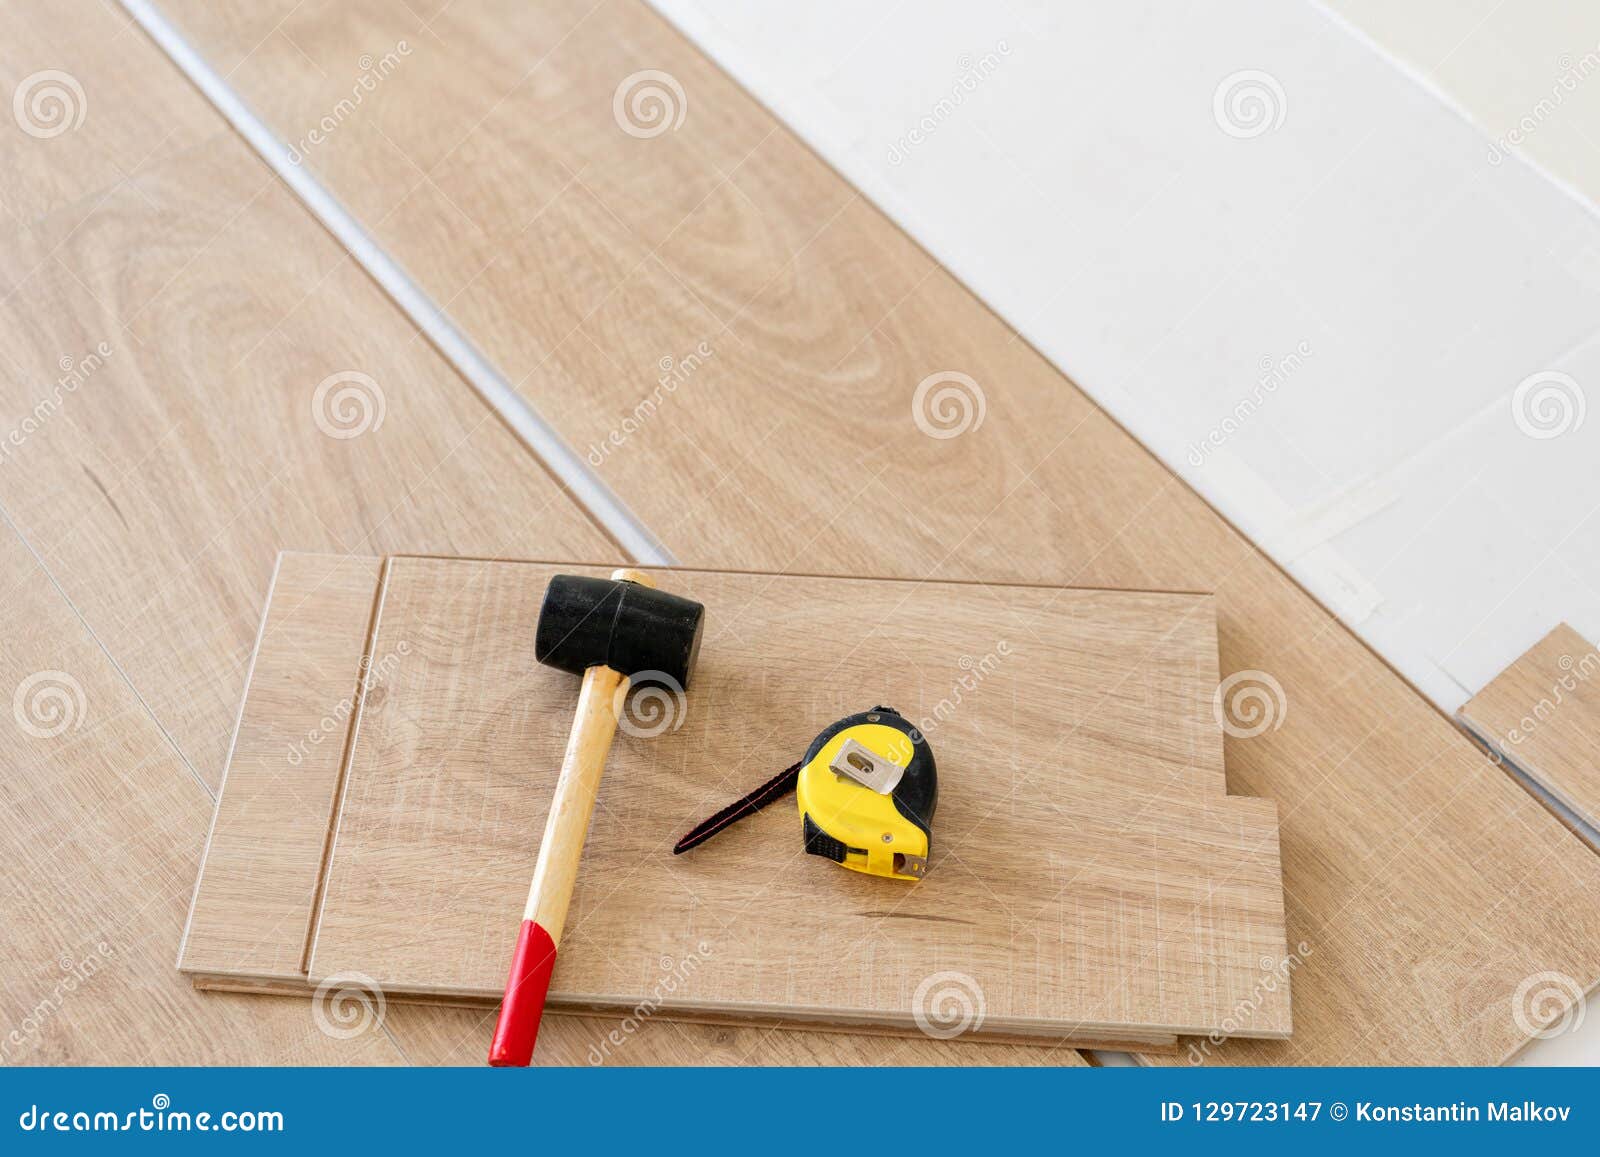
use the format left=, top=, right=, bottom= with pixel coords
left=801, top=813, right=849, bottom=864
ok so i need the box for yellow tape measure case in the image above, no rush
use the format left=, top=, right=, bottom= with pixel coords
left=796, top=708, right=937, bottom=881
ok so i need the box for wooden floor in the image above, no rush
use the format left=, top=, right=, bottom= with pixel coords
left=1, top=0, right=1596, bottom=1066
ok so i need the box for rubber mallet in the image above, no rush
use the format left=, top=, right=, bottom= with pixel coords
left=487, top=568, right=705, bottom=1066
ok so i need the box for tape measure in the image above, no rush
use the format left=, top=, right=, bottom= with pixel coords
left=673, top=706, right=938, bottom=882
left=796, top=708, right=936, bottom=879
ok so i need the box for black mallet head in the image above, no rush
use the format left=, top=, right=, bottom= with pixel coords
left=534, top=573, right=705, bottom=688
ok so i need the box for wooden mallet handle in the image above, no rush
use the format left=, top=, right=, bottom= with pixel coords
left=488, top=569, right=657, bottom=1067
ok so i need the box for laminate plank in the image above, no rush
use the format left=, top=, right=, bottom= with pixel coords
left=183, top=556, right=1124, bottom=1060
left=178, top=553, right=384, bottom=980
left=193, top=975, right=1166, bottom=1051
left=323, top=999, right=1091, bottom=1066
left=159, top=0, right=1600, bottom=1064
left=1459, top=624, right=1600, bottom=835
left=299, top=557, right=1284, bottom=1041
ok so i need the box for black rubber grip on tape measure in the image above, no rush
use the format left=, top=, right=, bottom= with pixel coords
left=801, top=813, right=848, bottom=864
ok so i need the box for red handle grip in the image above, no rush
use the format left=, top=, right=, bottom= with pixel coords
left=487, top=919, right=558, bottom=1066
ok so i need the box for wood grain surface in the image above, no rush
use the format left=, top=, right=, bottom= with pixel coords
left=0, top=123, right=610, bottom=794
left=178, top=553, right=384, bottom=980
left=0, top=529, right=399, bottom=1064
left=1459, top=624, right=1600, bottom=835
left=208, top=556, right=1284, bottom=1041
left=5, top=0, right=1016, bottom=1067
left=0, top=0, right=214, bottom=233
left=157, top=0, right=1600, bottom=1065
